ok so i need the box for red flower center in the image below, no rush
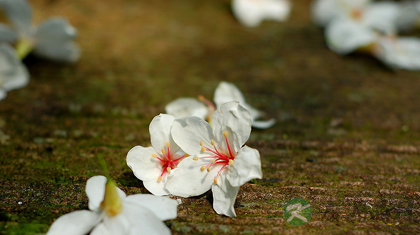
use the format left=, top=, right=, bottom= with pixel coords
left=194, top=131, right=236, bottom=184
left=152, top=142, right=185, bottom=182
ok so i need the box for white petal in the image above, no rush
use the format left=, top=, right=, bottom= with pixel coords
left=252, top=118, right=276, bottom=129
left=35, top=18, right=77, bottom=43
left=126, top=146, right=167, bottom=192
left=91, top=213, right=129, bottom=235
left=325, top=18, right=377, bottom=55
left=311, top=0, right=338, bottom=26
left=166, top=156, right=218, bottom=197
left=214, top=81, right=261, bottom=119
left=395, top=3, right=419, bottom=32
left=124, top=194, right=178, bottom=221
left=212, top=174, right=240, bottom=217
left=212, top=101, right=252, bottom=152
left=47, top=210, right=101, bottom=235
left=143, top=177, right=170, bottom=196
left=90, top=224, right=113, bottom=235
left=171, top=116, right=214, bottom=156
left=93, top=201, right=170, bottom=235
left=86, top=176, right=126, bottom=211
left=0, top=89, right=6, bottom=101
left=232, top=0, right=263, bottom=27
left=363, top=2, right=399, bottom=35
left=261, top=0, right=291, bottom=22
left=33, top=41, right=80, bottom=63
left=122, top=201, right=171, bottom=235
left=0, top=0, right=32, bottom=36
left=226, top=146, right=262, bottom=187
left=0, top=23, right=17, bottom=42
left=150, top=114, right=180, bottom=156
left=165, top=97, right=208, bottom=119
left=232, top=0, right=291, bottom=27
left=374, top=36, right=420, bottom=70
left=0, top=43, right=29, bottom=92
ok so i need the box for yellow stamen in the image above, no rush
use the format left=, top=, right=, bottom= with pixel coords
left=201, top=147, right=206, bottom=152
left=212, top=159, right=216, bottom=163
left=229, top=159, right=234, bottom=165
left=184, top=154, right=190, bottom=157
left=211, top=140, right=215, bottom=145
left=161, top=148, right=165, bottom=154
left=151, top=154, right=158, bottom=158
left=200, top=141, right=204, bottom=146
left=193, top=156, right=199, bottom=161
left=214, top=178, right=218, bottom=184
left=223, top=131, right=228, bottom=138
left=167, top=167, right=171, bottom=173
left=200, top=166, right=206, bottom=171
left=158, top=176, right=162, bottom=182
left=166, top=142, right=170, bottom=148
left=207, top=167, right=210, bottom=172
left=198, top=95, right=205, bottom=101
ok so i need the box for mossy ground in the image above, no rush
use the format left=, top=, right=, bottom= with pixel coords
left=1, top=0, right=419, bottom=234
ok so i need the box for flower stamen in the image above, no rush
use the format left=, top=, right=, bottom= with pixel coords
left=152, top=143, right=184, bottom=182
left=196, top=131, right=237, bottom=185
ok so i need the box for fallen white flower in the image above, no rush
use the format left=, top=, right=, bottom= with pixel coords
left=166, top=101, right=262, bottom=217
left=47, top=175, right=178, bottom=235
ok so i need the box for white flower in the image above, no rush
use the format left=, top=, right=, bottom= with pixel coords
left=166, top=101, right=262, bottom=217
left=372, top=36, right=420, bottom=70
left=0, top=43, right=29, bottom=101
left=232, top=0, right=291, bottom=27
left=47, top=175, right=178, bottom=235
left=126, top=114, right=186, bottom=196
left=0, top=0, right=80, bottom=62
left=165, top=81, right=275, bottom=129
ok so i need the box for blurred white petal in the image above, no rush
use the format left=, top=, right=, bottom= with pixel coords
left=373, top=36, right=420, bottom=70
left=0, top=43, right=29, bottom=95
left=0, top=23, right=18, bottom=42
left=165, top=97, right=208, bottom=119
left=0, top=0, right=33, bottom=36
left=325, top=18, right=377, bottom=55
left=232, top=0, right=291, bottom=27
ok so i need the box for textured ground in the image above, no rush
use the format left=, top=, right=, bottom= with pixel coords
left=0, top=0, right=419, bottom=234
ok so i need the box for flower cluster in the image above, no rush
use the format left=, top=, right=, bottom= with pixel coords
left=0, top=0, right=80, bottom=101
left=127, top=101, right=263, bottom=217
left=312, top=0, right=420, bottom=70
left=49, top=100, right=263, bottom=234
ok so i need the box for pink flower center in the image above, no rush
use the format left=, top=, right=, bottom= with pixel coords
left=194, top=131, right=235, bottom=184
left=152, top=142, right=185, bottom=182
